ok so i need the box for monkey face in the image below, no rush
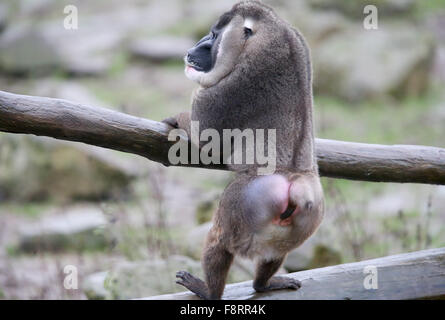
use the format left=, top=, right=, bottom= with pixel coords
left=184, top=1, right=285, bottom=88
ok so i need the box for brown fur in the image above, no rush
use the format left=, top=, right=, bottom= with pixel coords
left=165, top=1, right=324, bottom=299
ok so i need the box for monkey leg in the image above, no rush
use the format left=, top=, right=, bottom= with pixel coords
left=253, top=257, right=301, bottom=293
left=176, top=242, right=233, bottom=300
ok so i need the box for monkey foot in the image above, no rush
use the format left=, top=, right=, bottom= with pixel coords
left=254, top=276, right=302, bottom=292
left=175, top=271, right=209, bottom=300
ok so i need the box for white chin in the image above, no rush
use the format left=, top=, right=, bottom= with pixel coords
left=185, top=65, right=204, bottom=83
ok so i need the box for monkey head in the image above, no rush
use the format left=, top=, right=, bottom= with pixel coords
left=184, top=0, right=296, bottom=88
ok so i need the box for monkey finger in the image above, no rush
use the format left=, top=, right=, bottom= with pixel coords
left=162, top=116, right=179, bottom=128
left=286, top=278, right=302, bottom=289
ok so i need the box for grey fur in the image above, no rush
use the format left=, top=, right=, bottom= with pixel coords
left=191, top=0, right=316, bottom=172
left=164, top=0, right=324, bottom=300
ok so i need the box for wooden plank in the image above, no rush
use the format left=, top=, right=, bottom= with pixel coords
left=1, top=90, right=445, bottom=184
left=141, top=247, right=445, bottom=300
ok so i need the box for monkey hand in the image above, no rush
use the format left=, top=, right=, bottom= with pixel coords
left=161, top=112, right=191, bottom=135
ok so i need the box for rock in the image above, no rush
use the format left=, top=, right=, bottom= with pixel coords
left=129, top=36, right=195, bottom=62
left=16, top=206, right=110, bottom=253
left=307, top=0, right=417, bottom=18
left=284, top=243, right=315, bottom=272
left=0, top=22, right=113, bottom=75
left=295, top=10, right=353, bottom=46
left=283, top=235, right=321, bottom=272
left=32, top=80, right=109, bottom=107
left=0, top=24, right=62, bottom=74
left=0, top=1, right=185, bottom=75
left=284, top=234, right=343, bottom=272
left=0, top=134, right=133, bottom=202
left=273, top=1, right=352, bottom=47
left=308, top=245, right=342, bottom=269
left=83, top=271, right=109, bottom=300
left=284, top=244, right=342, bottom=272
left=313, top=25, right=434, bottom=101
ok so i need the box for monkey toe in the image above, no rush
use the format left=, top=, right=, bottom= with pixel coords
left=254, top=276, right=302, bottom=292
left=175, top=270, right=196, bottom=286
left=285, top=278, right=302, bottom=290
left=175, top=271, right=208, bottom=299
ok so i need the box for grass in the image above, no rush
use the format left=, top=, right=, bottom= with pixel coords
left=415, top=0, right=445, bottom=16
left=0, top=202, right=54, bottom=218
left=315, top=88, right=445, bottom=260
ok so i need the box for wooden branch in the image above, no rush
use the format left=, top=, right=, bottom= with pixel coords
left=1, top=90, right=444, bottom=184
left=140, top=247, right=445, bottom=300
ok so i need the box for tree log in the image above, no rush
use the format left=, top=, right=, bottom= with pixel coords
left=1, top=90, right=444, bottom=185
left=141, top=247, right=445, bottom=300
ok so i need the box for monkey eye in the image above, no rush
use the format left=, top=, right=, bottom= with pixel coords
left=211, top=31, right=217, bottom=40
left=244, top=27, right=253, bottom=38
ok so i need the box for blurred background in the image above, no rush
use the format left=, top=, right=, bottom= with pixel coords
left=0, top=0, right=444, bottom=299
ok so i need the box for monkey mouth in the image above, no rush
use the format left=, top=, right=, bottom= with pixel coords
left=184, top=56, right=205, bottom=72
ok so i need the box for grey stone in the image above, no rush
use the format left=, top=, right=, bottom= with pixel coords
left=0, top=25, right=62, bottom=74
left=0, top=3, right=8, bottom=34
left=313, top=25, right=434, bottom=101
left=16, top=206, right=110, bottom=253
left=0, top=134, right=134, bottom=202
left=0, top=1, right=184, bottom=75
